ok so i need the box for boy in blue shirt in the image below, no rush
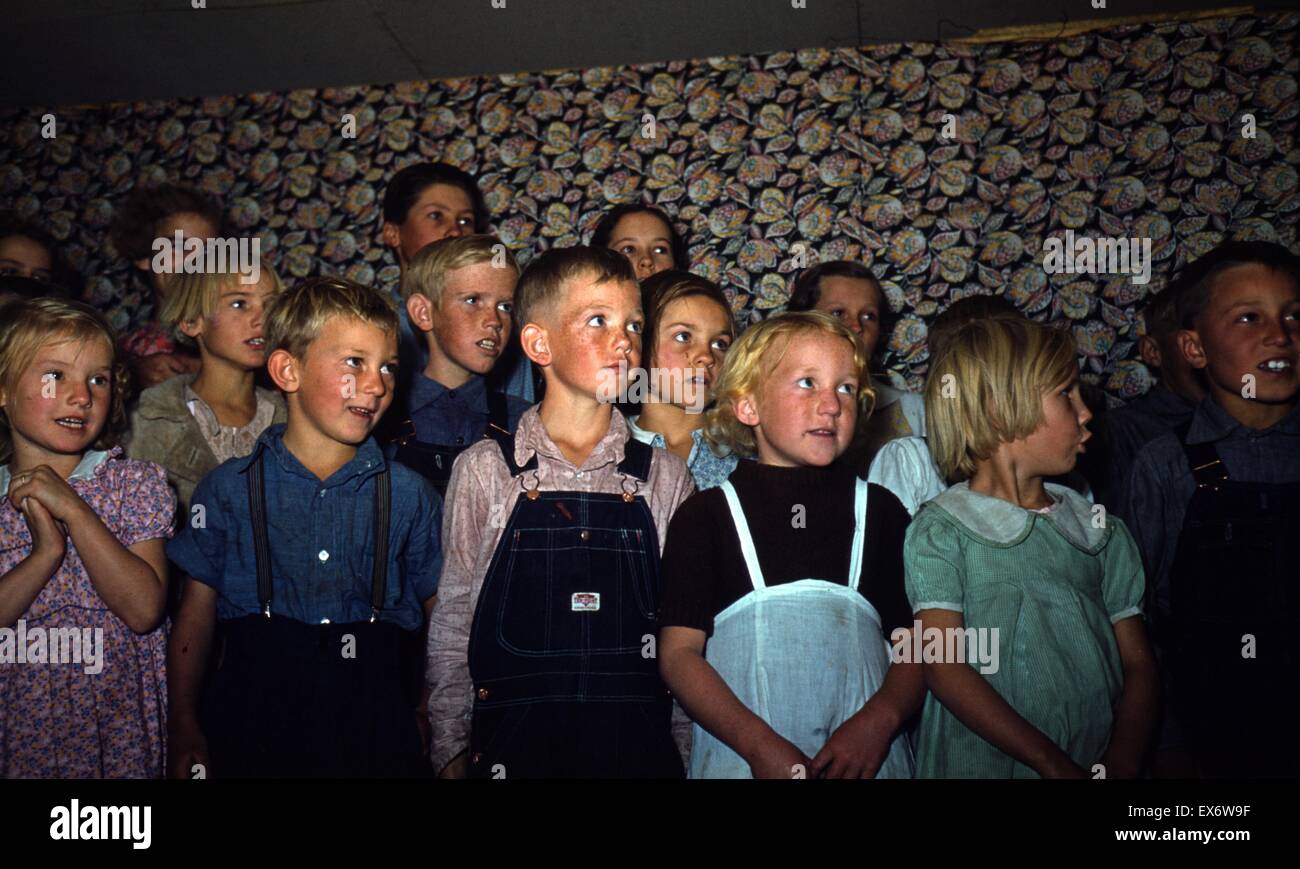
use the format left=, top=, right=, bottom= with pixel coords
left=166, top=276, right=442, bottom=778
left=388, top=234, right=531, bottom=495
left=1118, top=241, right=1300, bottom=777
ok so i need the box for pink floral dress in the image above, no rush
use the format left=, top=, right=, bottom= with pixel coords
left=0, top=448, right=175, bottom=778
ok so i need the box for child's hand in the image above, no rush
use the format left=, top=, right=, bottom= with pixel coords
left=745, top=733, right=812, bottom=779
left=8, top=466, right=91, bottom=525
left=17, top=492, right=66, bottom=564
left=810, top=707, right=896, bottom=779
left=168, top=717, right=210, bottom=780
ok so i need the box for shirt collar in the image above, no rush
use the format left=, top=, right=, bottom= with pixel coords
left=0, top=448, right=115, bottom=497
left=1187, top=396, right=1300, bottom=445
left=409, top=373, right=488, bottom=416
left=926, top=480, right=1107, bottom=554
left=235, top=423, right=387, bottom=489
left=514, top=404, right=629, bottom=472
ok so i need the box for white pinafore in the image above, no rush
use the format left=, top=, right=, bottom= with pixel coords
left=688, top=477, right=915, bottom=779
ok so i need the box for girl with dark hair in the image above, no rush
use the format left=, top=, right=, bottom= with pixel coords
left=109, top=184, right=224, bottom=388
left=624, top=270, right=737, bottom=490
left=590, top=204, right=688, bottom=280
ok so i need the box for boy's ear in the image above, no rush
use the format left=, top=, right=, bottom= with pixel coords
left=1176, top=328, right=1208, bottom=370
left=133, top=257, right=151, bottom=273
left=266, top=348, right=301, bottom=393
left=406, top=293, right=436, bottom=334
left=381, top=221, right=402, bottom=254
left=520, top=323, right=551, bottom=367
left=733, top=393, right=760, bottom=427
left=1137, top=335, right=1161, bottom=369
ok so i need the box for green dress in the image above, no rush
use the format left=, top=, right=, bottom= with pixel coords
left=903, top=481, right=1145, bottom=778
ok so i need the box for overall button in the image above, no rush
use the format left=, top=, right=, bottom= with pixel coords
left=578, top=530, right=590, bottom=542
left=318, top=550, right=330, bottom=562
left=477, top=687, right=490, bottom=700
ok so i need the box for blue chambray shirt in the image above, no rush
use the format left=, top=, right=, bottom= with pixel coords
left=388, top=372, right=532, bottom=454
left=168, top=424, right=442, bottom=630
left=624, top=413, right=739, bottom=491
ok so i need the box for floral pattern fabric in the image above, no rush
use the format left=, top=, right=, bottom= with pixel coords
left=0, top=449, right=175, bottom=778
left=0, top=12, right=1296, bottom=401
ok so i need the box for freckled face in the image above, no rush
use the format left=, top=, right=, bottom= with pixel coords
left=649, top=295, right=732, bottom=411
left=744, top=331, right=860, bottom=468
left=0, top=336, right=113, bottom=461
left=291, top=317, right=398, bottom=445
left=426, top=261, right=517, bottom=379
left=540, top=275, right=643, bottom=401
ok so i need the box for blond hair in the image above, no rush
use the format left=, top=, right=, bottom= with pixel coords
left=159, top=259, right=284, bottom=346
left=400, top=234, right=519, bottom=307
left=0, top=297, right=128, bottom=462
left=263, top=276, right=398, bottom=360
left=925, top=316, right=1079, bottom=482
left=703, top=311, right=872, bottom=459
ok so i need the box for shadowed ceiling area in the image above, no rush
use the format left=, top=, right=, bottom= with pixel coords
left=2, top=0, right=1248, bottom=105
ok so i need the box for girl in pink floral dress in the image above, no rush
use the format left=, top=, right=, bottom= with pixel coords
left=0, top=297, right=175, bottom=778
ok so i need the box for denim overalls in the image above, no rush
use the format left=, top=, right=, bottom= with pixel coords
left=1162, top=434, right=1300, bottom=778
left=200, top=454, right=425, bottom=777
left=466, top=429, right=682, bottom=779
left=689, top=477, right=915, bottom=779
left=392, top=390, right=511, bottom=497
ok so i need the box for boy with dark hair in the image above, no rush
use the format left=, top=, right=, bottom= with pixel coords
left=427, top=246, right=695, bottom=779
left=1098, top=284, right=1205, bottom=505
left=1118, top=240, right=1300, bottom=778
left=166, top=276, right=442, bottom=778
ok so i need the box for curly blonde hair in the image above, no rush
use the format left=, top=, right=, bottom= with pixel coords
left=0, top=297, right=129, bottom=462
left=703, top=311, right=873, bottom=459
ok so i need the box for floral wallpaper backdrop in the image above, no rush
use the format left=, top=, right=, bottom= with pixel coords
left=1, top=11, right=1296, bottom=399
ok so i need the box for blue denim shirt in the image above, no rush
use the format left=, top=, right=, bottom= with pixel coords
left=391, top=372, right=531, bottom=453
left=1115, top=397, right=1300, bottom=617
left=167, top=424, right=442, bottom=630
left=390, top=285, right=535, bottom=404
left=624, top=413, right=738, bottom=491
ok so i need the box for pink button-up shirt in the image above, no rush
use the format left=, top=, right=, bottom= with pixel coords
left=426, top=406, right=695, bottom=773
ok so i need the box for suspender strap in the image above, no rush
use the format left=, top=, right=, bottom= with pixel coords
left=485, top=390, right=511, bottom=436
left=617, top=437, right=654, bottom=482
left=1175, top=422, right=1229, bottom=486
left=244, top=451, right=392, bottom=622
left=487, top=426, right=538, bottom=477
left=369, top=466, right=391, bottom=622
left=247, top=454, right=274, bottom=618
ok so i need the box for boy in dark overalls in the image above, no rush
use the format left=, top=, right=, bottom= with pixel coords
left=427, top=247, right=695, bottom=779
left=387, top=234, right=532, bottom=497
left=166, top=276, right=443, bottom=777
left=1118, top=242, right=1300, bottom=777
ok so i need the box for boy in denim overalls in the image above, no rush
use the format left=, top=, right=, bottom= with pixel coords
left=427, top=247, right=695, bottom=778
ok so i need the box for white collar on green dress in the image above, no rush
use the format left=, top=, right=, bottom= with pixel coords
left=927, top=480, right=1108, bottom=554
left=0, top=449, right=112, bottom=497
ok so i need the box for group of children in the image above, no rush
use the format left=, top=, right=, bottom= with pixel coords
left=2, top=165, right=1297, bottom=778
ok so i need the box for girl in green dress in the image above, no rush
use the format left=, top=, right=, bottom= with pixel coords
left=904, top=316, right=1159, bottom=778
